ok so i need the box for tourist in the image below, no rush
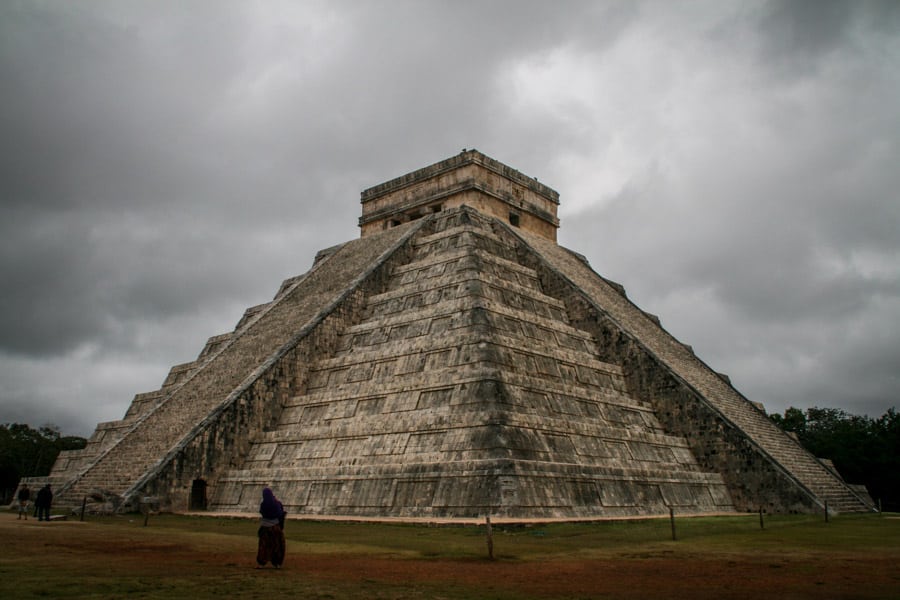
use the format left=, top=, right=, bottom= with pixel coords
left=35, top=484, right=52, bottom=521
left=256, top=487, right=286, bottom=568
left=17, top=484, right=30, bottom=520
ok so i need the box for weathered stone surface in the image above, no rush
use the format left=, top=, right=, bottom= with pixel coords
left=360, top=150, right=560, bottom=241
left=45, top=151, right=873, bottom=517
left=207, top=211, right=733, bottom=518
left=511, top=225, right=874, bottom=514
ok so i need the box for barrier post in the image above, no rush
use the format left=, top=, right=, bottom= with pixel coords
left=485, top=515, right=494, bottom=560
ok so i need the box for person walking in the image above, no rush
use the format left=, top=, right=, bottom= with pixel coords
left=256, top=487, right=286, bottom=569
left=35, top=484, right=53, bottom=521
left=17, top=484, right=30, bottom=520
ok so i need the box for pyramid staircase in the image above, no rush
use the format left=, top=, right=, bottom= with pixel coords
left=516, top=228, right=874, bottom=514
left=48, top=199, right=873, bottom=517
left=211, top=209, right=734, bottom=518
left=51, top=221, right=422, bottom=508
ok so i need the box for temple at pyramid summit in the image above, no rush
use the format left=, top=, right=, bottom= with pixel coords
left=39, top=150, right=873, bottom=518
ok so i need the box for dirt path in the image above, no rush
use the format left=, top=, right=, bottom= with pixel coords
left=2, top=513, right=897, bottom=599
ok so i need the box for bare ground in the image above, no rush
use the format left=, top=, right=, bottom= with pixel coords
left=2, top=512, right=898, bottom=599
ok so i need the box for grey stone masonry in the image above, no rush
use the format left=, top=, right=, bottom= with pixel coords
left=511, top=226, right=873, bottom=514
left=53, top=220, right=424, bottom=510
left=359, top=150, right=560, bottom=241
left=210, top=208, right=733, bottom=518
left=45, top=151, right=872, bottom=518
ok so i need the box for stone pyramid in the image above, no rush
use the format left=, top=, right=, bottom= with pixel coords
left=48, top=150, right=873, bottom=518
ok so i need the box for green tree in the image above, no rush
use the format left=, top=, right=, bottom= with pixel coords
left=770, top=407, right=900, bottom=511
left=0, top=423, right=86, bottom=503
left=770, top=406, right=807, bottom=435
left=868, top=408, right=900, bottom=510
left=804, top=408, right=872, bottom=485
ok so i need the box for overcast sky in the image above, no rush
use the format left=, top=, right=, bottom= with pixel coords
left=1, top=0, right=898, bottom=438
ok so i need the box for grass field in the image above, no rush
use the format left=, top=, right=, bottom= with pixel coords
left=2, top=510, right=898, bottom=599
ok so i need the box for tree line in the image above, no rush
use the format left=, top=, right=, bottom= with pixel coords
left=770, top=406, right=900, bottom=511
left=0, top=423, right=87, bottom=504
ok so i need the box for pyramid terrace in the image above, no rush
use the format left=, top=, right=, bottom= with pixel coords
left=31, top=150, right=873, bottom=519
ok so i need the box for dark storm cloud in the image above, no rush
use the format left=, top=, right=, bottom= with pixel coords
left=756, top=0, right=900, bottom=78
left=1, top=5, right=236, bottom=211
left=554, top=0, right=900, bottom=418
left=0, top=208, right=102, bottom=355
left=0, top=1, right=897, bottom=436
left=0, top=2, right=348, bottom=360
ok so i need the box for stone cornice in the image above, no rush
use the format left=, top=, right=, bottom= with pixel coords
left=358, top=177, right=560, bottom=227
left=360, top=149, right=559, bottom=205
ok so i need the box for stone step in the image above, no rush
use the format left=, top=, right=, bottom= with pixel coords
left=211, top=459, right=733, bottom=515
left=338, top=296, right=581, bottom=358
left=409, top=240, right=544, bottom=288
left=292, top=365, right=655, bottom=417
left=317, top=329, right=621, bottom=383
left=254, top=409, right=689, bottom=451
left=216, top=460, right=730, bottom=489
left=409, top=223, right=519, bottom=264
left=369, top=273, right=567, bottom=325
left=368, top=259, right=551, bottom=314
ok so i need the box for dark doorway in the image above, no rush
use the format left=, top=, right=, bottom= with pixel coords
left=190, top=479, right=208, bottom=510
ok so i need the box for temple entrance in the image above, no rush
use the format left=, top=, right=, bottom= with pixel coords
left=189, top=479, right=207, bottom=510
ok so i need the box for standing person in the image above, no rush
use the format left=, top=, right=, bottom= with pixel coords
left=35, top=484, right=52, bottom=521
left=256, top=487, right=286, bottom=569
left=17, top=484, right=30, bottom=520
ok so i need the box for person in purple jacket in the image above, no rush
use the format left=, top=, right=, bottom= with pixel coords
left=256, top=487, right=286, bottom=568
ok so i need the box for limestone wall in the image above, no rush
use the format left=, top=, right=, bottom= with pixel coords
left=359, top=150, right=559, bottom=241
left=208, top=207, right=733, bottom=518
left=131, top=221, right=426, bottom=511
left=512, top=225, right=873, bottom=513
left=53, top=219, right=426, bottom=510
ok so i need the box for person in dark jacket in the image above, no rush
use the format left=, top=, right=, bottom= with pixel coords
left=256, top=487, right=286, bottom=568
left=35, top=484, right=52, bottom=521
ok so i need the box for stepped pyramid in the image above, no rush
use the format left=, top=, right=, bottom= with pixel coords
left=47, top=150, right=873, bottom=517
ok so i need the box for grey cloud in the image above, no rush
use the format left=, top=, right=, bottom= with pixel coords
left=758, top=0, right=854, bottom=59
left=754, top=0, right=900, bottom=80
left=0, top=210, right=104, bottom=355
left=0, top=1, right=897, bottom=437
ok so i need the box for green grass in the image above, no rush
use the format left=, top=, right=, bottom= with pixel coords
left=2, top=511, right=898, bottom=599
